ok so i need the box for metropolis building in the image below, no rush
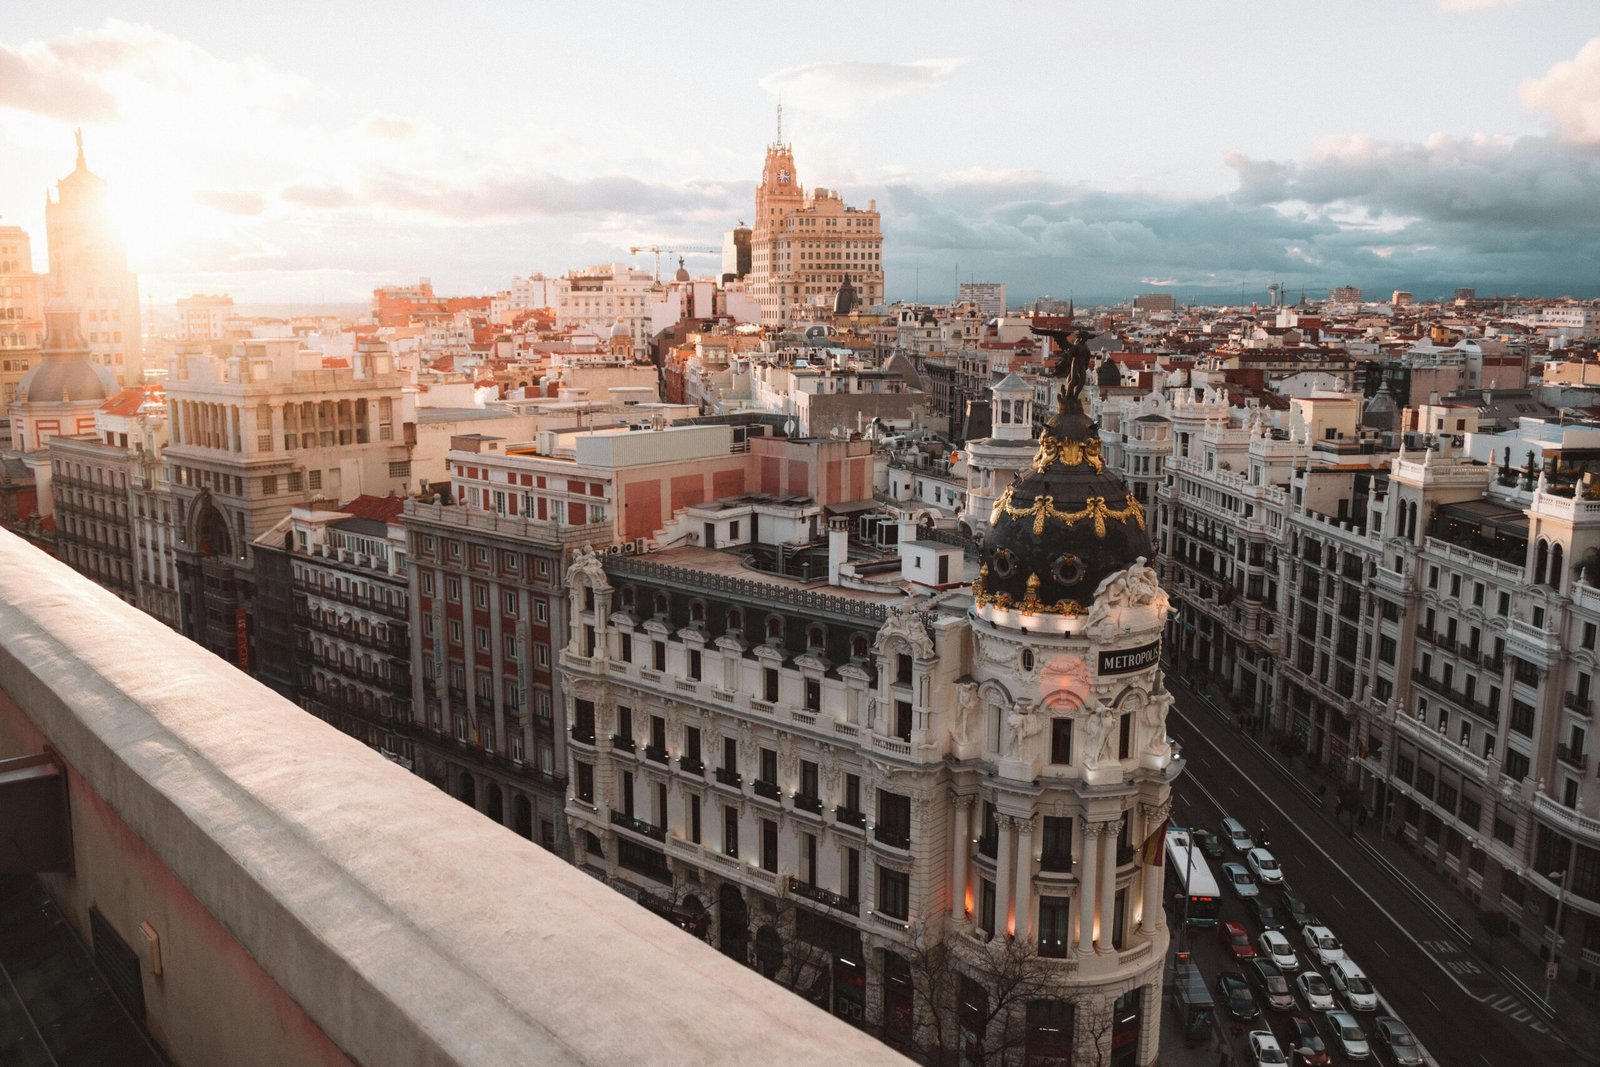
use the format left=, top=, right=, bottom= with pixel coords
left=560, top=386, right=1178, bottom=1065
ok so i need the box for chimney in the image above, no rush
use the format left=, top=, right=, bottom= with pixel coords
left=828, top=516, right=849, bottom=586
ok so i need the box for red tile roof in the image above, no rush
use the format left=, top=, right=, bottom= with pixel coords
left=99, top=385, right=163, bottom=417
left=337, top=494, right=406, bottom=523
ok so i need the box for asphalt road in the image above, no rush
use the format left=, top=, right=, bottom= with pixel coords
left=1162, top=671, right=1588, bottom=1067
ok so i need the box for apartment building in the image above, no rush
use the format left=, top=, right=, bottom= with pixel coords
left=560, top=397, right=1178, bottom=1065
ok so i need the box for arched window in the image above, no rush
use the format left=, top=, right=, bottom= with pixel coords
left=654, top=592, right=669, bottom=617
left=728, top=607, right=743, bottom=631
left=766, top=617, right=783, bottom=641
left=1535, top=539, right=1549, bottom=585
left=690, top=600, right=705, bottom=623
left=807, top=625, right=825, bottom=650
left=851, top=634, right=869, bottom=660
left=1550, top=542, right=1564, bottom=591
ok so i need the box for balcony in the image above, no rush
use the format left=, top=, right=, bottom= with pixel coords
left=874, top=825, right=912, bottom=851
left=1564, top=692, right=1591, bottom=715
left=714, top=767, right=743, bottom=789
left=835, top=806, right=867, bottom=829
left=609, top=810, right=667, bottom=843
left=677, top=755, right=705, bottom=776
left=569, top=724, right=596, bottom=746
left=793, top=794, right=824, bottom=815
left=788, top=877, right=859, bottom=916
left=753, top=779, right=781, bottom=801
left=0, top=528, right=897, bottom=1067
left=644, top=744, right=669, bottom=765
left=611, top=734, right=636, bottom=754
left=1558, top=744, right=1590, bottom=771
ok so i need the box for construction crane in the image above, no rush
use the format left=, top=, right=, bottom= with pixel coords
left=629, top=245, right=720, bottom=283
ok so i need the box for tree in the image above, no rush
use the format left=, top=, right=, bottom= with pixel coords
left=901, top=921, right=1088, bottom=1067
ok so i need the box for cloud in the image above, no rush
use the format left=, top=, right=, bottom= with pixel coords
left=1440, top=0, right=1522, bottom=9
left=362, top=169, right=744, bottom=223
left=759, top=59, right=965, bottom=118
left=283, top=184, right=359, bottom=209
left=1521, top=37, right=1600, bottom=144
left=0, top=19, right=307, bottom=123
left=364, top=113, right=420, bottom=140
left=192, top=189, right=267, bottom=216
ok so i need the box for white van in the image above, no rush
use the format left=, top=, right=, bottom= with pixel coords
left=1328, top=959, right=1377, bottom=1012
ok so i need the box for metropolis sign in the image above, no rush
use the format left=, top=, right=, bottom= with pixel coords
left=1098, top=640, right=1161, bottom=676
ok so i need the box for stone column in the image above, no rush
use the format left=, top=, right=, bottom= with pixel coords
left=1097, top=818, right=1121, bottom=952
left=951, top=794, right=974, bottom=923
left=995, top=814, right=1015, bottom=937
left=1014, top=813, right=1035, bottom=941
left=1140, top=803, right=1170, bottom=936
left=1077, top=820, right=1099, bottom=956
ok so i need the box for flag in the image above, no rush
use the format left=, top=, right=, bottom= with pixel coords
left=1140, top=817, right=1169, bottom=867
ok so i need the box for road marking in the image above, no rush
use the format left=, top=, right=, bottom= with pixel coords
left=1374, top=941, right=1391, bottom=957
left=1328, top=892, right=1345, bottom=911
left=1422, top=990, right=1442, bottom=1013
left=1227, top=785, right=1241, bottom=799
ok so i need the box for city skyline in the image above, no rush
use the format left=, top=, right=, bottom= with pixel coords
left=2, top=1, right=1598, bottom=306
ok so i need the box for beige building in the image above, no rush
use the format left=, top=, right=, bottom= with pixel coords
left=162, top=338, right=416, bottom=665
left=0, top=226, right=43, bottom=413
left=44, top=133, right=143, bottom=383
left=749, top=139, right=884, bottom=327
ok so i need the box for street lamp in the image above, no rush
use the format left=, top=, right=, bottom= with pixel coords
left=1545, top=866, right=1570, bottom=1005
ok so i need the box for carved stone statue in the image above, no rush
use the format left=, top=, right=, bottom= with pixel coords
left=1005, top=699, right=1041, bottom=760
left=1087, top=556, right=1170, bottom=631
left=1081, top=702, right=1117, bottom=770
left=953, top=681, right=980, bottom=747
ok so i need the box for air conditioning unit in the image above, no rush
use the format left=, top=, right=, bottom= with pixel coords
left=606, top=544, right=623, bottom=555
left=633, top=539, right=646, bottom=553
left=622, top=540, right=637, bottom=554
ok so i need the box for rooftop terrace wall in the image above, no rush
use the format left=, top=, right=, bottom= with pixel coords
left=0, top=528, right=903, bottom=1067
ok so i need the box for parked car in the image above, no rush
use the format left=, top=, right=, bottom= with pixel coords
left=1327, top=1011, right=1370, bottom=1060
left=1247, top=847, right=1285, bottom=885
left=1223, top=862, right=1260, bottom=899
left=1247, top=958, right=1296, bottom=1012
left=1280, top=888, right=1317, bottom=927
left=1372, top=1016, right=1424, bottom=1066
left=1328, top=959, right=1378, bottom=1012
left=1288, top=1015, right=1331, bottom=1066
left=1217, top=971, right=1261, bottom=1021
left=1248, top=1029, right=1290, bottom=1067
left=1258, top=929, right=1301, bottom=973
left=1295, top=970, right=1336, bottom=1011
left=1302, top=925, right=1346, bottom=967
left=1252, top=896, right=1285, bottom=930
left=1220, top=920, right=1258, bottom=961
left=1222, top=816, right=1255, bottom=853
left=1192, top=827, right=1226, bottom=861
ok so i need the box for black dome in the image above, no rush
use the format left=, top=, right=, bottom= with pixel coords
left=974, top=389, right=1150, bottom=616
left=1096, top=358, right=1121, bottom=387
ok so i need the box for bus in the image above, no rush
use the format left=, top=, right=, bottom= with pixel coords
left=1166, top=826, right=1221, bottom=928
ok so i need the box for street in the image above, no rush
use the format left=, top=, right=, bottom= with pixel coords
left=1162, top=671, right=1592, bottom=1067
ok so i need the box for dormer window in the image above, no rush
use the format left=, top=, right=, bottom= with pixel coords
left=766, top=617, right=783, bottom=642
left=807, top=625, right=824, bottom=650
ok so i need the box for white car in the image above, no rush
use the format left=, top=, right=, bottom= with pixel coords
left=1329, top=959, right=1378, bottom=1011
left=1302, top=924, right=1346, bottom=967
left=1296, top=970, right=1336, bottom=1011
left=1257, top=929, right=1300, bottom=973
left=1328, top=1010, right=1371, bottom=1060
left=1222, top=816, right=1255, bottom=853
left=1247, top=1029, right=1288, bottom=1066
left=1246, top=847, right=1284, bottom=885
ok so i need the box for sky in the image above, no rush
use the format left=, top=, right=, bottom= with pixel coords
left=2, top=0, right=1598, bottom=307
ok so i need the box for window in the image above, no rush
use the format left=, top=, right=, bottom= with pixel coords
left=620, top=633, right=632, bottom=663
left=761, top=818, right=778, bottom=872
left=653, top=641, right=666, bottom=672
left=722, top=736, right=738, bottom=774
left=688, top=649, right=702, bottom=681
left=1041, top=816, right=1072, bottom=871
left=503, top=590, right=518, bottom=615
left=308, top=470, right=322, bottom=491
left=844, top=847, right=860, bottom=901
left=689, top=795, right=701, bottom=844
left=759, top=747, right=778, bottom=788
left=575, top=761, right=593, bottom=803
left=723, top=806, right=739, bottom=858
left=800, top=759, right=819, bottom=801
left=1505, top=749, right=1530, bottom=781
left=685, top=725, right=701, bottom=764
left=878, top=867, right=909, bottom=920
left=1038, top=898, right=1071, bottom=958
left=877, top=790, right=912, bottom=849
left=764, top=668, right=779, bottom=702
left=844, top=773, right=861, bottom=814
left=446, top=577, right=460, bottom=603
left=894, top=700, right=912, bottom=741
left=896, top=653, right=913, bottom=685
left=805, top=678, right=820, bottom=712
left=978, top=878, right=996, bottom=936
left=1050, top=719, right=1071, bottom=764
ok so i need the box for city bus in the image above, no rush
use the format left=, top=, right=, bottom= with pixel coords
left=1166, top=826, right=1221, bottom=928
